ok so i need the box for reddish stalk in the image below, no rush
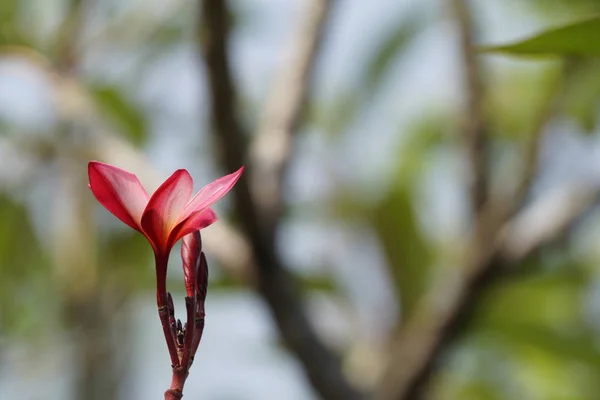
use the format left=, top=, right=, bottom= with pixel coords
left=156, top=254, right=181, bottom=368
left=180, top=296, right=196, bottom=369
left=164, top=366, right=188, bottom=400
left=190, top=303, right=205, bottom=361
left=161, top=232, right=209, bottom=399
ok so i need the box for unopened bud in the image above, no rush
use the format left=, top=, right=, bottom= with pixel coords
left=181, top=231, right=202, bottom=298
left=196, top=252, right=209, bottom=302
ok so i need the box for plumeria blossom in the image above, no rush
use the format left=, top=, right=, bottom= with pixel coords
left=88, top=161, right=243, bottom=259
left=88, top=161, right=242, bottom=399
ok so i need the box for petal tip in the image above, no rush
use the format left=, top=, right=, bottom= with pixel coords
left=88, top=160, right=107, bottom=171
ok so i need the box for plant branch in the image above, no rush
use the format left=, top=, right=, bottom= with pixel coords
left=250, top=0, right=332, bottom=232
left=198, top=1, right=364, bottom=399
left=55, top=0, right=87, bottom=74
left=452, top=0, right=488, bottom=212
left=156, top=255, right=181, bottom=369
left=180, top=296, right=195, bottom=371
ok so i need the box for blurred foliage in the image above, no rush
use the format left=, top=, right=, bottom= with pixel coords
left=329, top=114, right=449, bottom=318
left=89, top=85, right=148, bottom=146
left=97, top=230, right=154, bottom=288
left=486, top=62, right=561, bottom=139
left=0, top=0, right=33, bottom=48
left=507, top=0, right=600, bottom=21
left=563, top=59, right=600, bottom=133
left=483, top=16, right=600, bottom=56
left=368, top=116, right=449, bottom=316
left=369, top=184, right=432, bottom=317
left=427, top=260, right=600, bottom=399
left=361, top=6, right=426, bottom=99
left=0, top=194, right=53, bottom=337
left=311, top=3, right=427, bottom=137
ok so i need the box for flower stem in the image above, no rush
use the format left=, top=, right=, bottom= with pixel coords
left=164, top=366, right=188, bottom=399
left=155, top=254, right=181, bottom=368
left=180, top=297, right=196, bottom=369
left=164, top=389, right=183, bottom=400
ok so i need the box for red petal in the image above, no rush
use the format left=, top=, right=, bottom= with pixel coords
left=181, top=167, right=244, bottom=220
left=141, top=169, right=193, bottom=254
left=168, top=209, right=218, bottom=248
left=88, top=161, right=149, bottom=231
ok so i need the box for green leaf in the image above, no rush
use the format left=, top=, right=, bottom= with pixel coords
left=89, top=85, right=148, bottom=146
left=395, top=114, right=450, bottom=183
left=481, top=16, right=600, bottom=57
left=563, top=59, right=600, bottom=132
left=309, top=92, right=361, bottom=138
left=494, top=324, right=600, bottom=370
left=0, top=0, right=32, bottom=48
left=369, top=186, right=432, bottom=317
left=474, top=267, right=586, bottom=329
left=510, top=0, right=600, bottom=20
left=136, top=23, right=187, bottom=68
left=0, top=194, right=52, bottom=337
left=471, top=325, right=600, bottom=399
left=326, top=113, right=448, bottom=316
left=98, top=230, right=154, bottom=290
left=310, top=7, right=426, bottom=138
left=451, top=381, right=505, bottom=400
left=487, top=63, right=562, bottom=139
left=362, top=7, right=425, bottom=96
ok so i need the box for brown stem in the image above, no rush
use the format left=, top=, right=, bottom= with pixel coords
left=451, top=0, right=488, bottom=213
left=250, top=0, right=333, bottom=233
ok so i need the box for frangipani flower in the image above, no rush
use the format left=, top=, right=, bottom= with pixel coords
left=88, top=161, right=244, bottom=399
left=88, top=161, right=242, bottom=399
left=88, top=161, right=243, bottom=259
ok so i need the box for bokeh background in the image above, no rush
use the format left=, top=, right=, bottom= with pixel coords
left=3, top=0, right=600, bottom=399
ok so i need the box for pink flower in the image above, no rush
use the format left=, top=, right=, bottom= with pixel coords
left=88, top=161, right=241, bottom=395
left=87, top=161, right=243, bottom=258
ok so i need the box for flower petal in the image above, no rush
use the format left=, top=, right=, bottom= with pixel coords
left=88, top=161, right=149, bottom=231
left=168, top=208, right=218, bottom=248
left=141, top=169, right=193, bottom=254
left=181, top=167, right=244, bottom=220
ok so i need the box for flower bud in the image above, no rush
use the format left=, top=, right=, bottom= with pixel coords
left=181, top=231, right=202, bottom=298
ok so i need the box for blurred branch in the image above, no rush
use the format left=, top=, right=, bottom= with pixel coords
left=375, top=181, right=600, bottom=400
left=250, top=0, right=331, bottom=231
left=198, top=1, right=364, bottom=399
left=452, top=0, right=488, bottom=212
left=499, top=181, right=597, bottom=262
left=54, top=0, right=87, bottom=74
